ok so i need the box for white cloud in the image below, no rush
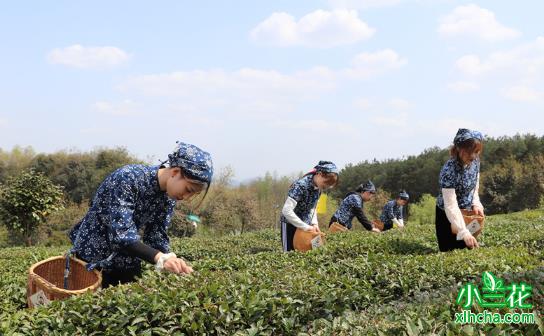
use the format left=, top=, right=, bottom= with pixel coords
left=438, top=4, right=520, bottom=42
left=47, top=44, right=130, bottom=69
left=92, top=99, right=138, bottom=116
left=388, top=98, right=413, bottom=110
left=369, top=109, right=482, bottom=137
left=455, top=37, right=544, bottom=78
left=453, top=37, right=544, bottom=104
left=250, top=9, right=375, bottom=47
left=120, top=68, right=335, bottom=100
left=353, top=98, right=372, bottom=110
left=273, top=119, right=355, bottom=133
left=420, top=118, right=480, bottom=136
left=371, top=111, right=408, bottom=127
left=354, top=97, right=412, bottom=112
left=120, top=50, right=405, bottom=101
left=502, top=86, right=541, bottom=102
left=396, top=117, right=480, bottom=138
left=368, top=99, right=413, bottom=127
left=117, top=50, right=406, bottom=125
left=455, top=55, right=486, bottom=76
left=118, top=68, right=337, bottom=121
left=328, top=0, right=404, bottom=9
left=165, top=104, right=225, bottom=128
left=344, top=49, right=407, bottom=78
left=447, top=81, right=480, bottom=92
left=328, top=0, right=453, bottom=10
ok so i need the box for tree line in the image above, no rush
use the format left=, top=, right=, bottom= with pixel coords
left=333, top=134, right=544, bottom=215
left=0, top=133, right=543, bottom=246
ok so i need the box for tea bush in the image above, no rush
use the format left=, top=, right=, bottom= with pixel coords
left=0, top=209, right=542, bottom=335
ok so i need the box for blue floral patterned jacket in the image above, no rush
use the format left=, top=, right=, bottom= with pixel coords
left=436, top=158, right=480, bottom=210
left=279, top=174, right=321, bottom=227
left=379, top=200, right=403, bottom=230
left=69, top=164, right=176, bottom=271
left=331, top=192, right=373, bottom=230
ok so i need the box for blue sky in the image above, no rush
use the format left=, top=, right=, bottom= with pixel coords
left=1, top=1, right=543, bottom=179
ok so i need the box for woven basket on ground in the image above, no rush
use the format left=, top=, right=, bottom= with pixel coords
left=27, top=255, right=102, bottom=308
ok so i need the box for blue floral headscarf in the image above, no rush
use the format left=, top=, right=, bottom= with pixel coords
left=360, top=180, right=376, bottom=193
left=314, top=160, right=339, bottom=174
left=398, top=190, right=409, bottom=200
left=166, top=141, right=213, bottom=184
left=454, top=128, right=483, bottom=146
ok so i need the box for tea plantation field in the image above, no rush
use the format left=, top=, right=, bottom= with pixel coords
left=0, top=209, right=543, bottom=335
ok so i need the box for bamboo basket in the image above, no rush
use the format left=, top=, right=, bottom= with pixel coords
left=461, top=209, right=485, bottom=238
left=329, top=222, right=348, bottom=233
left=293, top=229, right=326, bottom=252
left=27, top=255, right=102, bottom=308
left=372, top=219, right=385, bottom=231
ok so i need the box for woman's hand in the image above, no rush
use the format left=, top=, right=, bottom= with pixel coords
left=371, top=227, right=381, bottom=233
left=473, top=206, right=485, bottom=217
left=304, top=225, right=319, bottom=233
left=164, top=257, right=193, bottom=275
left=155, top=252, right=193, bottom=275
left=463, top=234, right=479, bottom=249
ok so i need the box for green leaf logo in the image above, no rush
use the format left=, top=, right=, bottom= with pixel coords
left=483, top=272, right=496, bottom=291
